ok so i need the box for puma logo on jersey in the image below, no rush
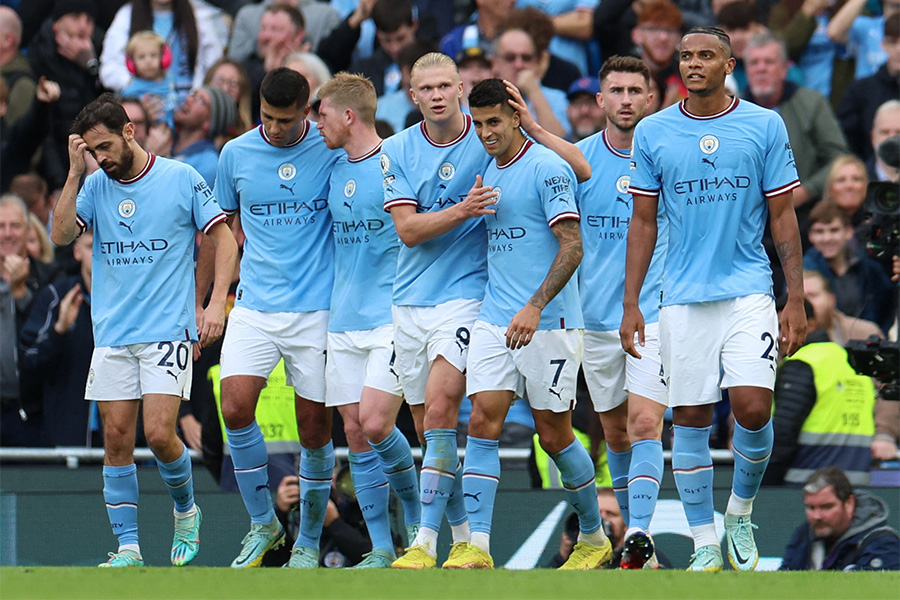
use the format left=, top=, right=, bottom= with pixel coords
left=615, top=196, right=631, bottom=207
left=280, top=183, right=296, bottom=195
left=701, top=157, right=719, bottom=169
left=343, top=201, right=353, bottom=211
left=118, top=221, right=133, bottom=233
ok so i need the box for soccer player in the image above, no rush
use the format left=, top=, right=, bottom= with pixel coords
left=214, top=68, right=341, bottom=569
left=314, top=72, right=422, bottom=568
left=576, top=56, right=668, bottom=569
left=52, top=93, right=238, bottom=567
left=382, top=52, right=494, bottom=569
left=622, top=27, right=807, bottom=571
left=444, top=77, right=613, bottom=570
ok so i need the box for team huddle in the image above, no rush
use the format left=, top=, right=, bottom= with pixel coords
left=57, top=26, right=806, bottom=572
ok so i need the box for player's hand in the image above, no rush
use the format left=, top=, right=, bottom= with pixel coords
left=197, top=299, right=226, bottom=348
left=778, top=295, right=808, bottom=357
left=54, top=283, right=84, bottom=334
left=276, top=476, right=300, bottom=513
left=871, top=437, right=899, bottom=461
left=506, top=303, right=540, bottom=349
left=35, top=77, right=61, bottom=103
left=178, top=413, right=202, bottom=452
left=619, top=304, right=645, bottom=359
left=67, top=134, right=88, bottom=175
left=503, top=80, right=538, bottom=135
left=1, top=254, right=30, bottom=290
left=458, top=175, right=498, bottom=218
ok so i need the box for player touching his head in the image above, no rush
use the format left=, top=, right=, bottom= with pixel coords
left=444, top=77, right=612, bottom=570
left=213, top=68, right=341, bottom=569
left=314, top=72, right=421, bottom=568
left=621, top=27, right=807, bottom=572
left=53, top=93, right=237, bottom=567
left=575, top=55, right=668, bottom=569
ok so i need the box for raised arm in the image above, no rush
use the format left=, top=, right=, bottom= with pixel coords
left=769, top=190, right=807, bottom=356
left=389, top=174, right=497, bottom=247
left=619, top=194, right=659, bottom=358
left=506, top=218, right=583, bottom=349
left=51, top=134, right=87, bottom=246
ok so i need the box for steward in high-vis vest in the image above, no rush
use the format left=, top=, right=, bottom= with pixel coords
left=766, top=339, right=876, bottom=486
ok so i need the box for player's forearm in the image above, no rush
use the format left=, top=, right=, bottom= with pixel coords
left=194, top=233, right=216, bottom=308
left=622, top=199, right=657, bottom=306
left=529, top=220, right=582, bottom=310
left=526, top=125, right=591, bottom=183
left=552, top=10, right=594, bottom=40
left=392, top=206, right=467, bottom=247
left=51, top=173, right=81, bottom=246
left=770, top=194, right=805, bottom=300
left=208, top=223, right=238, bottom=308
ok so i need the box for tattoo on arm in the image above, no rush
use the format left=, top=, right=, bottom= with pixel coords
left=775, top=239, right=803, bottom=288
left=529, top=219, right=583, bottom=310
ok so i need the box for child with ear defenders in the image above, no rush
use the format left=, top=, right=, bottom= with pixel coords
left=122, top=30, right=176, bottom=129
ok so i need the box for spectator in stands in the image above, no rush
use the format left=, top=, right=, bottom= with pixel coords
left=820, top=155, right=869, bottom=235
left=865, top=100, right=900, bottom=183
left=350, top=0, right=418, bottom=97
left=315, top=0, right=378, bottom=76
left=243, top=4, right=306, bottom=120
left=516, top=0, right=597, bottom=76
left=802, top=270, right=882, bottom=344
left=825, top=0, right=895, bottom=80
left=780, top=466, right=899, bottom=570
left=0, top=194, right=59, bottom=446
left=456, top=46, right=493, bottom=113
left=9, top=174, right=51, bottom=230
left=374, top=39, right=435, bottom=132
left=27, top=0, right=104, bottom=192
left=119, top=94, right=174, bottom=157
left=0, top=77, right=60, bottom=198
left=766, top=297, right=877, bottom=486
left=837, top=17, right=900, bottom=163
left=203, top=57, right=254, bottom=138
left=25, top=214, right=53, bottom=264
left=228, top=0, right=341, bottom=62
left=440, top=0, right=515, bottom=61
left=803, top=202, right=896, bottom=333
left=491, top=27, right=570, bottom=138
left=565, top=76, right=604, bottom=142
left=743, top=31, right=849, bottom=210
left=498, top=8, right=581, bottom=93
left=631, top=0, right=687, bottom=108
left=100, top=0, right=223, bottom=102
left=284, top=51, right=332, bottom=106
left=121, top=30, right=177, bottom=129
left=0, top=6, right=36, bottom=127
left=592, top=0, right=642, bottom=61
left=172, top=86, right=237, bottom=186
left=18, top=230, right=96, bottom=447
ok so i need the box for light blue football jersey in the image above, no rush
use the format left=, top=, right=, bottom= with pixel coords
left=381, top=114, right=490, bottom=306
left=479, top=140, right=583, bottom=330
left=328, top=142, right=398, bottom=332
left=629, top=98, right=800, bottom=306
left=75, top=154, right=226, bottom=347
left=576, top=129, right=668, bottom=331
left=216, top=123, right=340, bottom=313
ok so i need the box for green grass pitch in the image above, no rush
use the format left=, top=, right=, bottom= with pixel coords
left=2, top=568, right=898, bottom=600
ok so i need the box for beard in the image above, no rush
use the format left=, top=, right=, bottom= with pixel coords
left=100, top=142, right=136, bottom=181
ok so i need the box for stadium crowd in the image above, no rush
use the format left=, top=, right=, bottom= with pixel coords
left=0, top=0, right=897, bottom=571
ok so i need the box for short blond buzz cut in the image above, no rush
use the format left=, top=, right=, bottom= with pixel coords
left=317, top=72, right=377, bottom=125
left=411, top=52, right=459, bottom=80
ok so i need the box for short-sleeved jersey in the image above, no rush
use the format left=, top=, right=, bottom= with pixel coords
left=629, top=98, right=800, bottom=306
left=576, top=129, right=668, bottom=330
left=328, top=142, right=399, bottom=332
left=381, top=114, right=490, bottom=307
left=75, top=154, right=226, bottom=347
left=216, top=123, right=340, bottom=313
left=479, top=140, right=583, bottom=330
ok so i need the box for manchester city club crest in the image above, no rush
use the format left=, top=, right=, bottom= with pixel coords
left=117, top=198, right=136, bottom=218
left=616, top=175, right=630, bottom=194
left=381, top=154, right=390, bottom=175
left=344, top=179, right=357, bottom=197
left=278, top=162, right=297, bottom=180
left=699, top=134, right=719, bottom=154
left=87, top=368, right=95, bottom=389
left=438, top=161, right=455, bottom=181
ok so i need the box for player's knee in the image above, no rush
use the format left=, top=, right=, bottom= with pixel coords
left=143, top=425, right=177, bottom=452
left=468, top=410, right=502, bottom=440
left=537, top=429, right=574, bottom=456
left=360, top=413, right=391, bottom=443
left=220, top=399, right=254, bottom=430
left=628, top=411, right=661, bottom=442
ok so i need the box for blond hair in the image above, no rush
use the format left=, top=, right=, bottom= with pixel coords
left=27, top=213, right=53, bottom=264
left=411, top=52, right=458, bottom=80
left=126, top=30, right=166, bottom=60
left=317, top=72, right=377, bottom=125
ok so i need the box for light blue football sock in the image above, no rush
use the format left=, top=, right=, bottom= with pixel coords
left=227, top=421, right=275, bottom=524
left=672, top=425, right=715, bottom=527
left=103, top=464, right=140, bottom=548
left=445, top=458, right=468, bottom=527
left=731, top=420, right=773, bottom=503
left=349, top=450, right=393, bottom=553
left=606, top=447, right=632, bottom=528
left=296, top=441, right=335, bottom=550
left=628, top=439, right=664, bottom=531
left=553, top=439, right=602, bottom=535
left=462, top=437, right=500, bottom=536
left=419, top=429, right=457, bottom=532
left=155, top=444, right=194, bottom=513
left=371, top=426, right=420, bottom=526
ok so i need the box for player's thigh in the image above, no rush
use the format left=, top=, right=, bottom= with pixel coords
left=276, top=310, right=328, bottom=403
left=518, top=328, right=583, bottom=413
left=97, top=398, right=140, bottom=449
left=659, top=302, right=725, bottom=408
left=624, top=321, right=668, bottom=406
left=220, top=308, right=284, bottom=386
left=720, top=294, right=779, bottom=391
left=466, top=320, right=523, bottom=401
left=582, top=329, right=627, bottom=413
